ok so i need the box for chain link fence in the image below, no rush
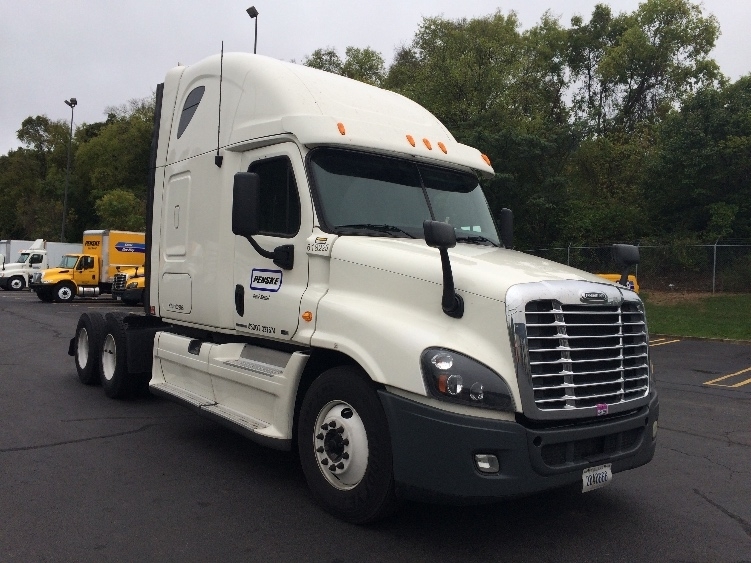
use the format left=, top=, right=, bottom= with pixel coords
left=524, top=242, right=751, bottom=293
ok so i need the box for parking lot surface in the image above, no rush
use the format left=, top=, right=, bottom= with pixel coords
left=1, top=291, right=750, bottom=562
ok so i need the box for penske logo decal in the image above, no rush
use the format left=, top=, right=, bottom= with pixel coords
left=250, top=268, right=282, bottom=292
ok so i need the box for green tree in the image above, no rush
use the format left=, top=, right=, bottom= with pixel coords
left=94, top=189, right=146, bottom=231
left=303, top=46, right=385, bottom=86
left=645, top=76, right=751, bottom=240
left=568, top=0, right=721, bottom=134
left=72, top=96, right=154, bottom=238
left=303, top=47, right=343, bottom=74
left=341, top=47, right=385, bottom=86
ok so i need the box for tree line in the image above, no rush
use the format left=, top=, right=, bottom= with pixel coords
left=1, top=0, right=748, bottom=251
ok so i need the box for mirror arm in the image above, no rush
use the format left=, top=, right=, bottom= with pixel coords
left=438, top=248, right=464, bottom=318
left=246, top=236, right=294, bottom=270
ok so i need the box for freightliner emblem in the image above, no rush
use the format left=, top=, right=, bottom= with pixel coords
left=580, top=291, right=608, bottom=303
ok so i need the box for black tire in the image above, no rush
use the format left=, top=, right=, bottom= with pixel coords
left=8, top=276, right=25, bottom=291
left=74, top=312, right=106, bottom=385
left=36, top=289, right=54, bottom=302
left=54, top=282, right=76, bottom=303
left=99, top=313, right=133, bottom=399
left=298, top=366, right=397, bottom=524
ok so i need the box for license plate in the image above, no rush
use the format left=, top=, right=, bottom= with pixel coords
left=582, top=463, right=612, bottom=492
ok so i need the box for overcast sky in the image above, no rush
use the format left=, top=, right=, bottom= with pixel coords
left=1, top=0, right=749, bottom=156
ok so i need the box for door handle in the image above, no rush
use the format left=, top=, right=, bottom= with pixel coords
left=235, top=284, right=245, bottom=317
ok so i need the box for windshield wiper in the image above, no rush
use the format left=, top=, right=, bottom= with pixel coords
left=334, top=224, right=416, bottom=239
left=455, top=234, right=499, bottom=247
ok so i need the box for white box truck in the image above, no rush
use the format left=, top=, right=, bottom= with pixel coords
left=0, top=239, right=81, bottom=291
left=69, top=53, right=657, bottom=523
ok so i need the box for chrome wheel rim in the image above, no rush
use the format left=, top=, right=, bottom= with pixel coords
left=76, top=328, right=89, bottom=369
left=313, top=400, right=368, bottom=490
left=101, top=334, right=116, bottom=381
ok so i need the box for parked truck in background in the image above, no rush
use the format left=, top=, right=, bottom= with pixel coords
left=112, top=266, right=146, bottom=305
left=0, top=239, right=81, bottom=291
left=69, top=53, right=656, bottom=523
left=0, top=239, right=34, bottom=266
left=31, top=230, right=145, bottom=302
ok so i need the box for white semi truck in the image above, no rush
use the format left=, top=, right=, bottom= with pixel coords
left=0, top=239, right=81, bottom=291
left=69, top=53, right=657, bottom=523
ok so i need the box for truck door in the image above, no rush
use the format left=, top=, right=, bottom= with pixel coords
left=234, top=143, right=312, bottom=341
left=73, top=255, right=98, bottom=287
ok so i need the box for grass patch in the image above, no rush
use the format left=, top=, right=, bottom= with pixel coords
left=641, top=291, right=751, bottom=340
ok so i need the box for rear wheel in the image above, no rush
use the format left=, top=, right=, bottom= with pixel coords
left=298, top=366, right=397, bottom=523
left=74, top=313, right=106, bottom=385
left=99, top=313, right=132, bottom=399
left=8, top=276, right=25, bottom=291
left=54, top=282, right=75, bottom=303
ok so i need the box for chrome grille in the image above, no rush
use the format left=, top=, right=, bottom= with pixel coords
left=524, top=300, right=649, bottom=411
left=113, top=273, right=128, bottom=291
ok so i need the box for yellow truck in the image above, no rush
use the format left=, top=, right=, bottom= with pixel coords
left=112, top=267, right=146, bottom=306
left=30, top=230, right=145, bottom=303
left=596, top=273, right=639, bottom=293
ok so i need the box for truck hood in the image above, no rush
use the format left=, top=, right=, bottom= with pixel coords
left=0, top=262, right=25, bottom=273
left=330, top=236, right=618, bottom=301
left=39, top=268, right=71, bottom=278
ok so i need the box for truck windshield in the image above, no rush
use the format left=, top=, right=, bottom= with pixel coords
left=308, top=148, right=499, bottom=245
left=15, top=252, right=30, bottom=264
left=58, top=255, right=79, bottom=268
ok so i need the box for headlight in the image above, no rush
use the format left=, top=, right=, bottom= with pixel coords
left=421, top=348, right=515, bottom=412
left=127, top=281, right=139, bottom=288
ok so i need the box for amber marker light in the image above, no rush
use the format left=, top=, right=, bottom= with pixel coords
left=438, top=142, right=447, bottom=154
left=481, top=154, right=491, bottom=166
left=302, top=311, right=313, bottom=322
left=423, top=138, right=432, bottom=150
left=406, top=134, right=416, bottom=147
left=337, top=122, right=346, bottom=135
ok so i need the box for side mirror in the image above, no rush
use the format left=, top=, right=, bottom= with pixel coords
left=423, top=220, right=463, bottom=319
left=233, top=171, right=294, bottom=270
left=232, top=172, right=261, bottom=239
left=498, top=208, right=513, bottom=249
left=612, top=244, right=640, bottom=287
left=424, top=220, right=456, bottom=249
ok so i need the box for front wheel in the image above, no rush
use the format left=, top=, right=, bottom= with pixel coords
left=298, top=366, right=397, bottom=523
left=54, top=282, right=76, bottom=303
left=8, top=276, right=25, bottom=291
left=36, top=289, right=54, bottom=302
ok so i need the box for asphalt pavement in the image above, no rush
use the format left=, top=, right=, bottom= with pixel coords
left=1, top=290, right=749, bottom=562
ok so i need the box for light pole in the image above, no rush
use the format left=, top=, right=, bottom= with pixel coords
left=246, top=6, right=259, bottom=54
left=61, top=97, right=77, bottom=242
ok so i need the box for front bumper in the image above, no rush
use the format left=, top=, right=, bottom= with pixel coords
left=379, top=390, right=658, bottom=503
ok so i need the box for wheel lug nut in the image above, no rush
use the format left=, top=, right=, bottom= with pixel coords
left=320, top=458, right=328, bottom=465
left=336, top=427, right=344, bottom=434
left=329, top=465, right=337, bottom=472
left=336, top=462, right=344, bottom=469
left=329, top=421, right=337, bottom=428
left=320, top=424, right=328, bottom=430
left=342, top=439, right=349, bottom=446
left=316, top=446, right=324, bottom=453
left=342, top=452, right=349, bottom=459
left=316, top=433, right=324, bottom=440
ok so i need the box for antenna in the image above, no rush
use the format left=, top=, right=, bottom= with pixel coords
left=215, top=41, right=224, bottom=168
